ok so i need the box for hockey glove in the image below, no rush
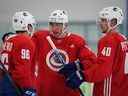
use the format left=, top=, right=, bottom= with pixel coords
left=59, top=60, right=83, bottom=78
left=23, top=88, right=36, bottom=96
left=66, top=70, right=84, bottom=89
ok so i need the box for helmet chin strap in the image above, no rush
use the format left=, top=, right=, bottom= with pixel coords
left=59, top=24, right=68, bottom=38
left=62, top=24, right=68, bottom=35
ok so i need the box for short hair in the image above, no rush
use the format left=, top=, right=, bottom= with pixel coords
left=2, top=32, right=15, bottom=42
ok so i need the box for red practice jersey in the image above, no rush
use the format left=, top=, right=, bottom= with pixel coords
left=1, top=34, right=36, bottom=88
left=83, top=31, right=128, bottom=96
left=32, top=30, right=95, bottom=96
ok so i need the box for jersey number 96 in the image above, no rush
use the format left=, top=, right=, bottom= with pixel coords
left=21, top=49, right=30, bottom=60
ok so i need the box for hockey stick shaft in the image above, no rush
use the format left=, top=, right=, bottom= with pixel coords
left=46, top=36, right=57, bottom=49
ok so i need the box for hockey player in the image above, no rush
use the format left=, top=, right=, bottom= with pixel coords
left=0, top=32, right=15, bottom=96
left=60, top=7, right=128, bottom=96
left=32, top=9, right=93, bottom=96
left=0, top=11, right=37, bottom=96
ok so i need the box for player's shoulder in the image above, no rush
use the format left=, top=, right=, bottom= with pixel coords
left=107, top=31, right=126, bottom=42
left=33, top=29, right=49, bottom=38
left=99, top=31, right=126, bottom=44
left=114, top=32, right=126, bottom=41
left=4, top=34, right=34, bottom=52
left=69, top=32, right=86, bottom=42
left=8, top=34, right=33, bottom=46
left=68, top=32, right=87, bottom=46
left=9, top=34, right=30, bottom=41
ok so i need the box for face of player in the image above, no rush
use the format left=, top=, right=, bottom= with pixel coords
left=98, top=18, right=109, bottom=33
left=49, top=22, right=64, bottom=38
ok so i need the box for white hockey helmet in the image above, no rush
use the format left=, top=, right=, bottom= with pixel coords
left=48, top=10, right=68, bottom=23
left=12, top=11, right=36, bottom=35
left=99, top=6, right=123, bottom=26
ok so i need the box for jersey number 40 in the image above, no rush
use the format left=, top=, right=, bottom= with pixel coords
left=101, top=47, right=111, bottom=56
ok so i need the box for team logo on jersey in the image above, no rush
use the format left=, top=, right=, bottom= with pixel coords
left=46, top=49, right=69, bottom=72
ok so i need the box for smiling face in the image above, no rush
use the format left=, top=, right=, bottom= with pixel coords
left=98, top=18, right=117, bottom=33
left=98, top=7, right=123, bottom=33
left=98, top=18, right=109, bottom=33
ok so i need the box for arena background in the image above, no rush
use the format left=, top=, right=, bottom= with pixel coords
left=0, top=0, right=126, bottom=96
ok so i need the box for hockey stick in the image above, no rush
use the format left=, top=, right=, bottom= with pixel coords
left=46, top=36, right=84, bottom=96
left=0, top=63, right=22, bottom=96
left=46, top=36, right=66, bottom=65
